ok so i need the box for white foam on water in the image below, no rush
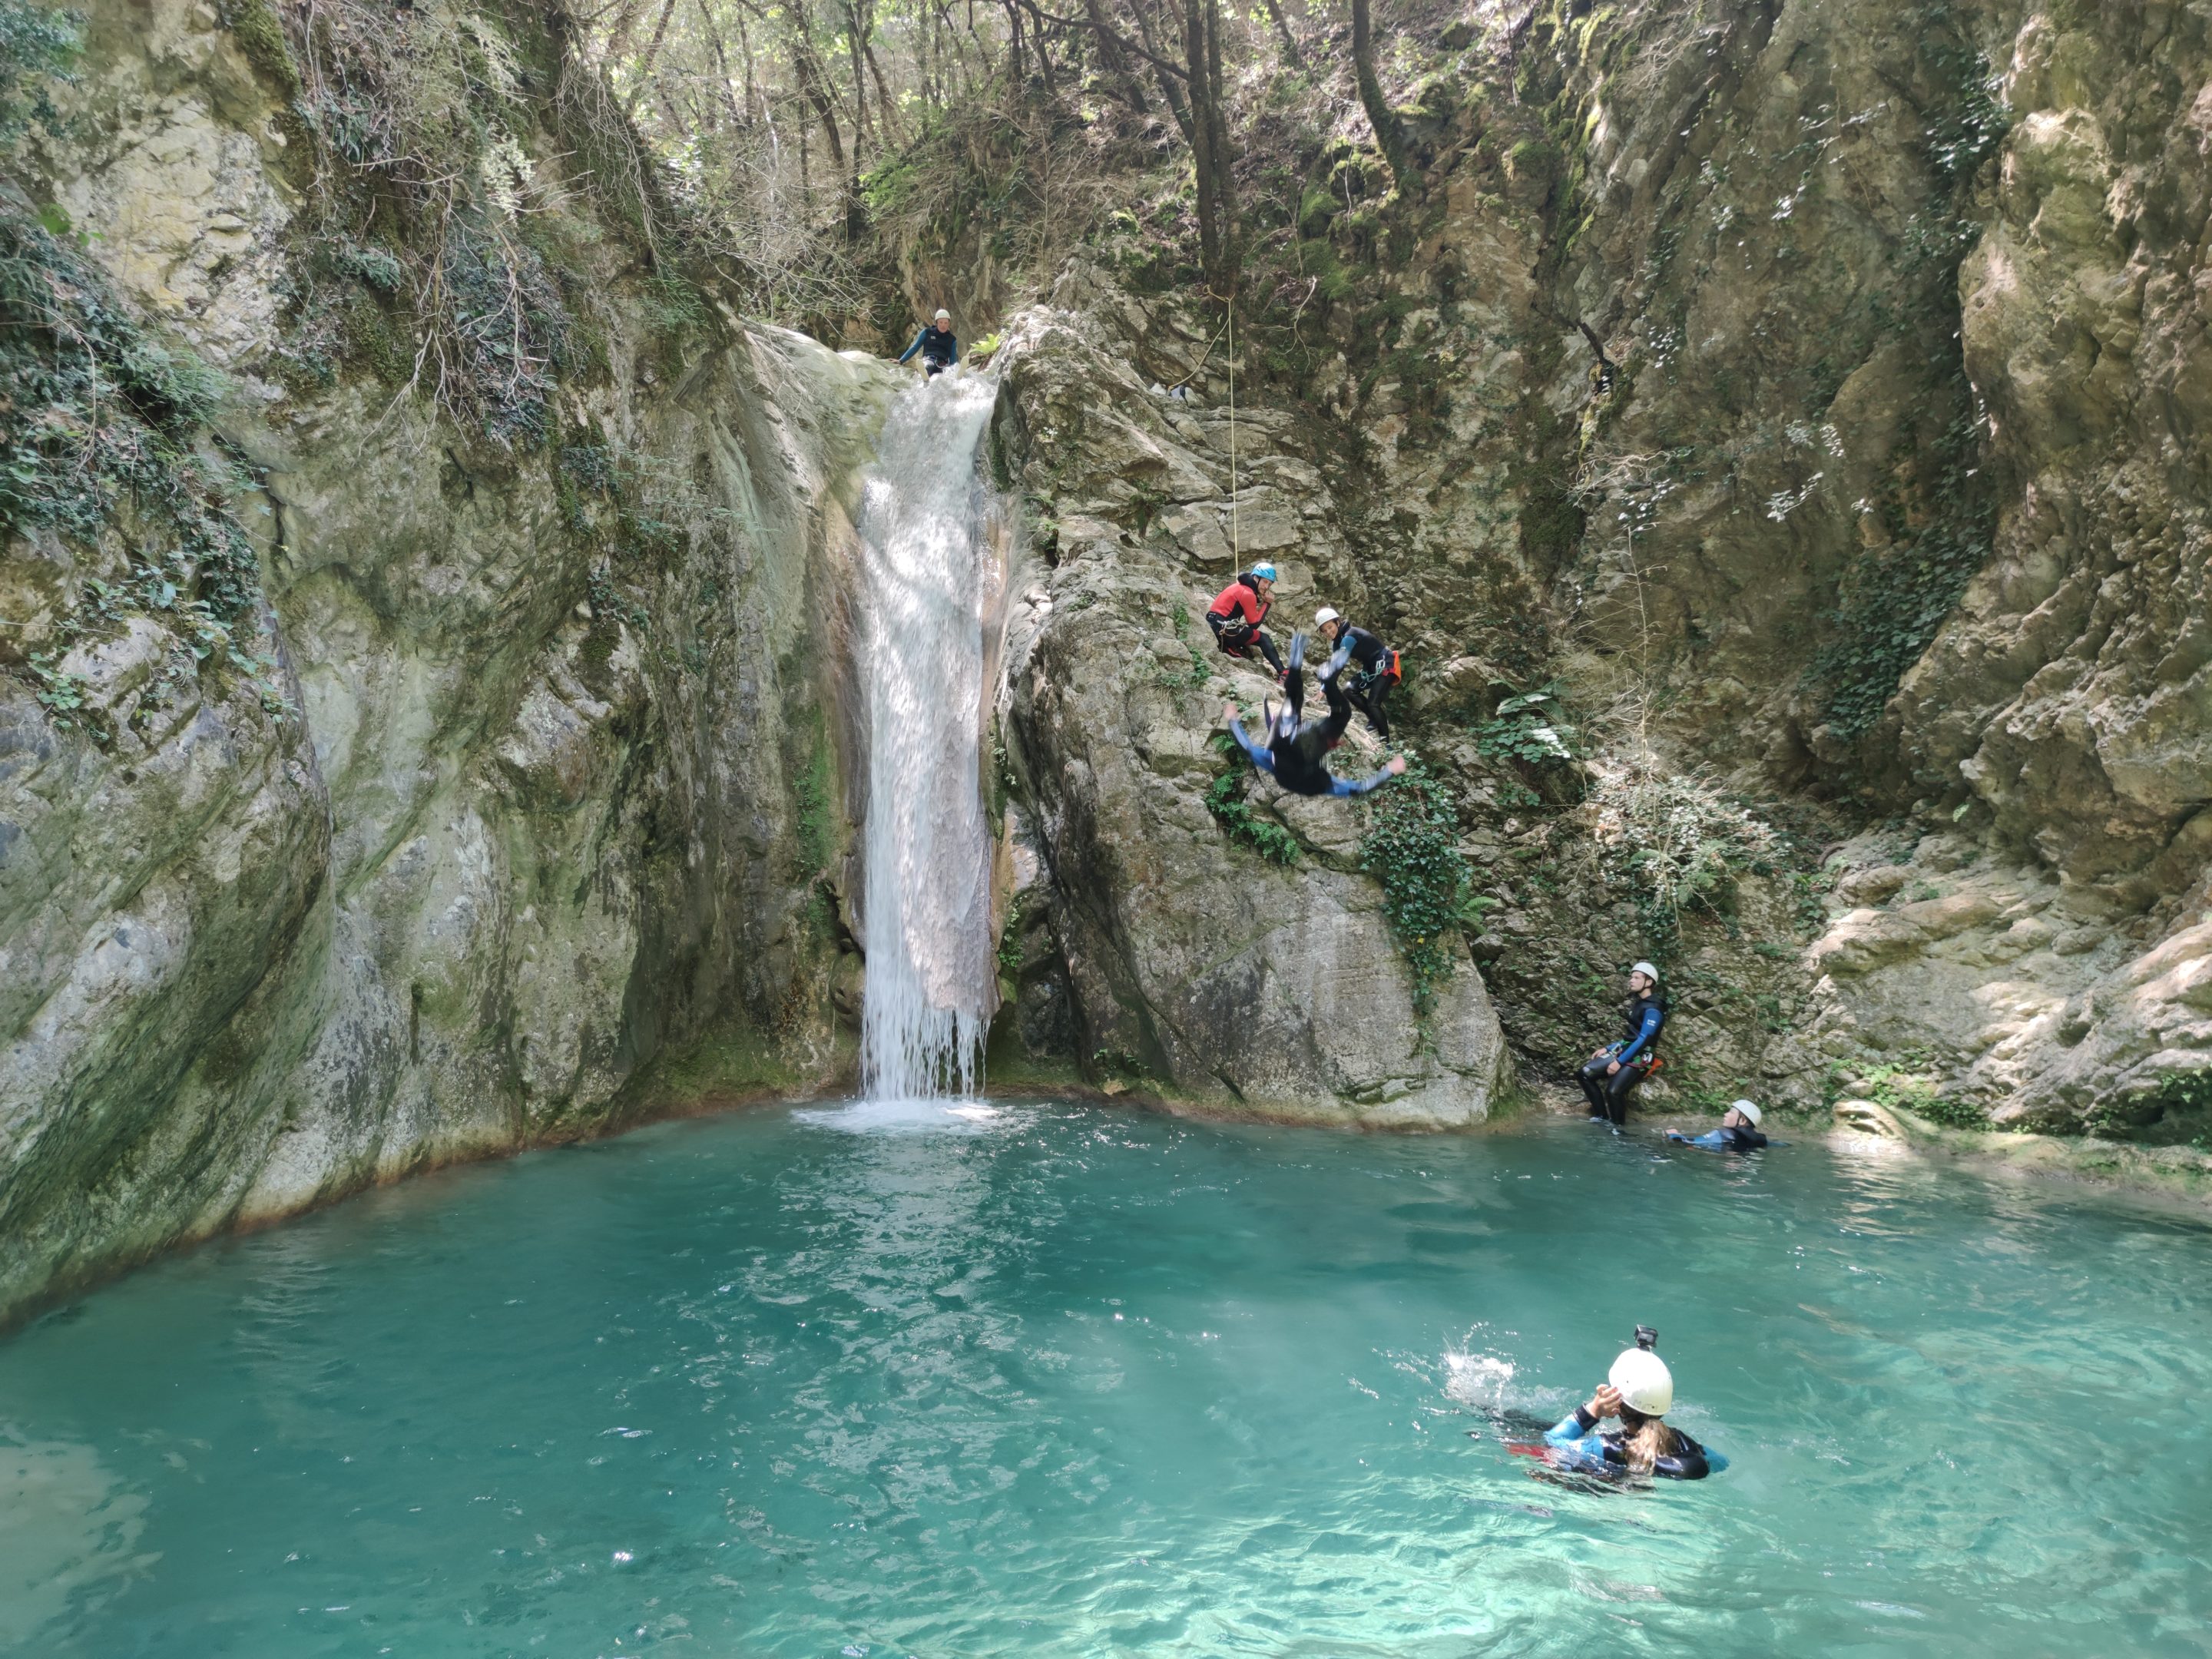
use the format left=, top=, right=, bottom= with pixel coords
left=1443, top=1349, right=1519, bottom=1411
left=793, top=1098, right=1023, bottom=1136
left=854, top=371, right=1005, bottom=1101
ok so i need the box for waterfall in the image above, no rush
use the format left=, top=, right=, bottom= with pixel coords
left=855, top=369, right=1005, bottom=1101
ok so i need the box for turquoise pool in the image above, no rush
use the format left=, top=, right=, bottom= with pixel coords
left=3, top=1100, right=2208, bottom=1655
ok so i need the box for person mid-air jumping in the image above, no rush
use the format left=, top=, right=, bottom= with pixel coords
left=1222, top=633, right=1407, bottom=799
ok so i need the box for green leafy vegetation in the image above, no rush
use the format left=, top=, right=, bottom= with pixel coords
left=1474, top=684, right=1580, bottom=765
left=1849, top=1058, right=1985, bottom=1130
left=0, top=0, right=78, bottom=145
left=0, top=10, right=290, bottom=736
left=1807, top=411, right=1995, bottom=740
left=996, top=890, right=1027, bottom=981
left=1204, top=764, right=1300, bottom=866
left=1359, top=760, right=1472, bottom=1015
left=247, top=0, right=625, bottom=444
left=1588, top=759, right=1783, bottom=945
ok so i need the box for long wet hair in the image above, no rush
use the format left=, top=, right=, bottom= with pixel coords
left=1618, top=1407, right=1681, bottom=1475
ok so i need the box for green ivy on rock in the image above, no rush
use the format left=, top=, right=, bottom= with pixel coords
left=1359, top=759, right=1472, bottom=1015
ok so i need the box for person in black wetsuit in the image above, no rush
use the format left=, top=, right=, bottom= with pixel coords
left=1578, top=961, right=1665, bottom=1125
left=1667, top=1099, right=1769, bottom=1151
left=1222, top=632, right=1406, bottom=798
left=1313, top=606, right=1399, bottom=738
left=897, top=309, right=959, bottom=376
left=1541, top=1337, right=1719, bottom=1481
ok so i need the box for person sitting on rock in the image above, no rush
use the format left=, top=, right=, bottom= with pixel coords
left=1314, top=605, right=1400, bottom=738
left=1541, top=1330, right=1719, bottom=1482
left=1578, top=961, right=1666, bottom=1125
left=1667, top=1099, right=1769, bottom=1151
left=897, top=309, right=959, bottom=376
left=1222, top=631, right=1406, bottom=799
left=1206, top=563, right=1285, bottom=677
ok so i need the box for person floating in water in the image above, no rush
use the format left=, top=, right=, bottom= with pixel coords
left=1313, top=606, right=1400, bottom=738
left=1578, top=961, right=1665, bottom=1125
left=1668, top=1099, right=1769, bottom=1151
left=1222, top=631, right=1407, bottom=798
left=898, top=309, right=959, bottom=376
left=1207, top=563, right=1285, bottom=677
left=1542, top=1329, right=1718, bottom=1481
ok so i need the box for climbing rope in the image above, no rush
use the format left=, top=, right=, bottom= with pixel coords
left=1227, top=293, right=1239, bottom=565
left=1200, top=284, right=1240, bottom=567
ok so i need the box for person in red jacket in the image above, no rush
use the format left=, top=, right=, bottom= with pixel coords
left=1205, top=562, right=1284, bottom=676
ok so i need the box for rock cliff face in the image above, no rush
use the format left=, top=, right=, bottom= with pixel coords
left=972, top=0, right=2212, bottom=1144
left=989, top=303, right=1509, bottom=1126
left=8, top=0, right=2212, bottom=1321
left=0, top=0, right=889, bottom=1321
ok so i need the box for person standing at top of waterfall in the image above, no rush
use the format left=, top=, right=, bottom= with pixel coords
left=1578, top=962, right=1666, bottom=1125
left=1313, top=606, right=1400, bottom=739
left=1207, top=563, right=1285, bottom=677
left=1222, top=631, right=1406, bottom=798
left=898, top=310, right=959, bottom=377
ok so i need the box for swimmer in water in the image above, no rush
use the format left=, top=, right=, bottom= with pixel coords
left=1667, top=1099, right=1769, bottom=1151
left=1541, top=1330, right=1718, bottom=1481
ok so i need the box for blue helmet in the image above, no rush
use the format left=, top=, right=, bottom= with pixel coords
left=1248, top=561, right=1278, bottom=583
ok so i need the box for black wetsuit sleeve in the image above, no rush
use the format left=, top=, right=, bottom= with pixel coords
left=1571, top=1404, right=1600, bottom=1434
left=1654, top=1434, right=1711, bottom=1481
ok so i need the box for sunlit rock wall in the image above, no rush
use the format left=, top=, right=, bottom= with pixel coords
left=0, top=0, right=892, bottom=1322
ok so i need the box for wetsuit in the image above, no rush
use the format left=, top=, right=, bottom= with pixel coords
left=1543, top=1408, right=1719, bottom=1480
left=1330, top=623, right=1396, bottom=738
left=1225, top=636, right=1396, bottom=799
left=898, top=324, right=959, bottom=376
left=1668, top=1124, right=1769, bottom=1151
left=1207, top=574, right=1285, bottom=674
left=1578, top=993, right=1665, bottom=1124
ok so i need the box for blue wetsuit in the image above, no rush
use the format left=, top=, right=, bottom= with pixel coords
left=898, top=324, right=958, bottom=374
left=1578, top=994, right=1666, bottom=1124
left=1225, top=636, right=1396, bottom=798
left=1543, top=1406, right=1723, bottom=1480
left=1667, top=1124, right=1769, bottom=1151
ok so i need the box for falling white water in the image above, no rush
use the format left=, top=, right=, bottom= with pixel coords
left=856, top=368, right=1004, bottom=1101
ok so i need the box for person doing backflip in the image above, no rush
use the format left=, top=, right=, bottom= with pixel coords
left=1313, top=606, right=1401, bottom=738
left=1221, top=632, right=1407, bottom=799
left=1206, top=563, right=1284, bottom=677
left=1578, top=961, right=1666, bottom=1125
left=898, top=309, right=959, bottom=376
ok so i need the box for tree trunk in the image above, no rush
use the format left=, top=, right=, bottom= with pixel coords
left=1260, top=0, right=1301, bottom=68
left=1128, top=0, right=1191, bottom=141
left=1181, top=0, right=1220, bottom=278
left=1203, top=0, right=1233, bottom=265
left=1083, top=0, right=1148, bottom=111
left=1351, top=0, right=1413, bottom=191
left=1019, top=0, right=1059, bottom=94
left=623, top=0, right=680, bottom=115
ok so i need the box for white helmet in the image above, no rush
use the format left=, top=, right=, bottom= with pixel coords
left=1314, top=606, right=1341, bottom=628
left=1731, top=1098, right=1763, bottom=1126
left=934, top=309, right=952, bottom=322
left=1609, top=1346, right=1674, bottom=1416
left=1629, top=960, right=1661, bottom=985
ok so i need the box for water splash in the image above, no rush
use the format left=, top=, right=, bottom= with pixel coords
left=856, top=369, right=1004, bottom=1100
